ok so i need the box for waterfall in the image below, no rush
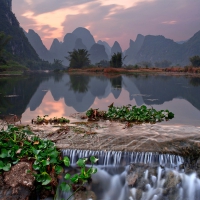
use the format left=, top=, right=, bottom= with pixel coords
left=56, top=149, right=200, bottom=200
left=62, top=149, right=184, bottom=167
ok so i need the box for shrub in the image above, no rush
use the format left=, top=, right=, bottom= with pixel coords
left=190, top=55, right=200, bottom=67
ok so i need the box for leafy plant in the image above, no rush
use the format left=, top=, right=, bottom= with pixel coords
left=86, top=104, right=174, bottom=123
left=110, top=52, right=122, bottom=68
left=0, top=125, right=63, bottom=186
left=50, top=117, right=70, bottom=124
left=35, top=115, right=49, bottom=124
left=190, top=55, right=200, bottom=67
left=66, top=49, right=90, bottom=69
left=0, top=124, right=98, bottom=199
left=33, top=115, right=70, bottom=125
left=59, top=156, right=98, bottom=200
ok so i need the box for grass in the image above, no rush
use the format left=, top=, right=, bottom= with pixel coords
left=66, top=66, right=163, bottom=75
left=163, top=66, right=200, bottom=74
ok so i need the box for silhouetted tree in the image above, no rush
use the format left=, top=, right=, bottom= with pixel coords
left=110, top=52, right=122, bottom=68
left=190, top=56, right=200, bottom=67
left=52, top=59, right=63, bottom=69
left=97, top=60, right=110, bottom=67
left=66, top=49, right=90, bottom=68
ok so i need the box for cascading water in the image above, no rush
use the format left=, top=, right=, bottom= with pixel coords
left=56, top=150, right=200, bottom=200
left=63, top=149, right=183, bottom=167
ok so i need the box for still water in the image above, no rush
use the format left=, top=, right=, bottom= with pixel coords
left=0, top=73, right=200, bottom=126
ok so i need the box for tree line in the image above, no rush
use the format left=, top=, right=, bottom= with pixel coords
left=66, top=49, right=200, bottom=69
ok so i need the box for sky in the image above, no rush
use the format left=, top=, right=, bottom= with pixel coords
left=12, top=0, right=200, bottom=50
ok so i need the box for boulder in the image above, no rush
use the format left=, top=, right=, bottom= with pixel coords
left=0, top=162, right=36, bottom=200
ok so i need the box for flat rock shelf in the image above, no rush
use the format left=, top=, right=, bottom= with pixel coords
left=26, top=115, right=200, bottom=155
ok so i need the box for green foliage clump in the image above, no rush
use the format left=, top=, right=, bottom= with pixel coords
left=110, top=52, right=122, bottom=68
left=59, top=156, right=98, bottom=199
left=190, top=55, right=200, bottom=67
left=86, top=104, right=174, bottom=123
left=66, top=49, right=90, bottom=68
left=34, top=115, right=70, bottom=125
left=0, top=125, right=63, bottom=187
left=0, top=124, right=97, bottom=198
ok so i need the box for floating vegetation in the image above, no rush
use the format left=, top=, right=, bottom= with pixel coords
left=32, top=115, right=70, bottom=125
left=86, top=104, right=174, bottom=123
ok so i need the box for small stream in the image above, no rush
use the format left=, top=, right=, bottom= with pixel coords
left=56, top=150, right=200, bottom=200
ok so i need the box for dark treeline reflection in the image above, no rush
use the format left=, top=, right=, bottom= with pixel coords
left=1, top=73, right=200, bottom=117
left=68, top=74, right=90, bottom=93
left=110, top=76, right=122, bottom=99
left=189, top=77, right=200, bottom=87
left=0, top=74, right=51, bottom=117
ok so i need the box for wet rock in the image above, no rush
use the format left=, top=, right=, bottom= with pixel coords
left=4, top=162, right=35, bottom=189
left=127, top=174, right=138, bottom=186
left=129, top=188, right=143, bottom=200
left=136, top=178, right=149, bottom=191
left=136, top=189, right=143, bottom=200
left=163, top=171, right=181, bottom=198
left=0, top=162, right=35, bottom=200
left=179, top=163, right=184, bottom=170
left=74, top=190, right=96, bottom=200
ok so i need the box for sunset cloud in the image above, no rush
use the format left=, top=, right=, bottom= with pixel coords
left=12, top=0, right=200, bottom=50
left=162, top=21, right=177, bottom=25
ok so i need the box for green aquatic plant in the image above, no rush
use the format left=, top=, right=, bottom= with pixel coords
left=0, top=125, right=98, bottom=199
left=33, top=115, right=70, bottom=125
left=59, top=156, right=98, bottom=200
left=51, top=117, right=70, bottom=124
left=0, top=125, right=63, bottom=186
left=86, top=104, right=174, bottom=123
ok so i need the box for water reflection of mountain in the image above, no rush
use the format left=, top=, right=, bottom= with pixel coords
left=1, top=74, right=200, bottom=117
left=28, top=74, right=110, bottom=112
left=0, top=74, right=50, bottom=116
left=29, top=74, right=200, bottom=112
left=125, top=75, right=200, bottom=110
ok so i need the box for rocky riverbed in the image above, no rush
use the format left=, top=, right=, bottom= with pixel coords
left=1, top=115, right=200, bottom=200
left=22, top=113, right=200, bottom=157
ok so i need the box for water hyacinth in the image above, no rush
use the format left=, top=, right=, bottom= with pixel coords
left=86, top=104, right=174, bottom=123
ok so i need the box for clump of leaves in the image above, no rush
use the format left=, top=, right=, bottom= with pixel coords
left=0, top=125, right=98, bottom=199
left=59, top=156, right=98, bottom=200
left=0, top=126, right=61, bottom=194
left=0, top=125, right=33, bottom=171
left=50, top=117, right=70, bottom=124
left=86, top=108, right=106, bottom=120
left=33, top=115, right=70, bottom=125
left=86, top=104, right=174, bottom=123
left=34, top=115, right=49, bottom=125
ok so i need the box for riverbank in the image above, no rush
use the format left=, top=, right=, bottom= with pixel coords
left=66, top=66, right=200, bottom=77
left=1, top=66, right=200, bottom=77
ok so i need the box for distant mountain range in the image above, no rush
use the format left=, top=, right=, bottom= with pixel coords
left=1, top=0, right=199, bottom=67
left=25, top=27, right=200, bottom=67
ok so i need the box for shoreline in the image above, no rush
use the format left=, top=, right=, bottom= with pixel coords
left=1, top=67, right=200, bottom=77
